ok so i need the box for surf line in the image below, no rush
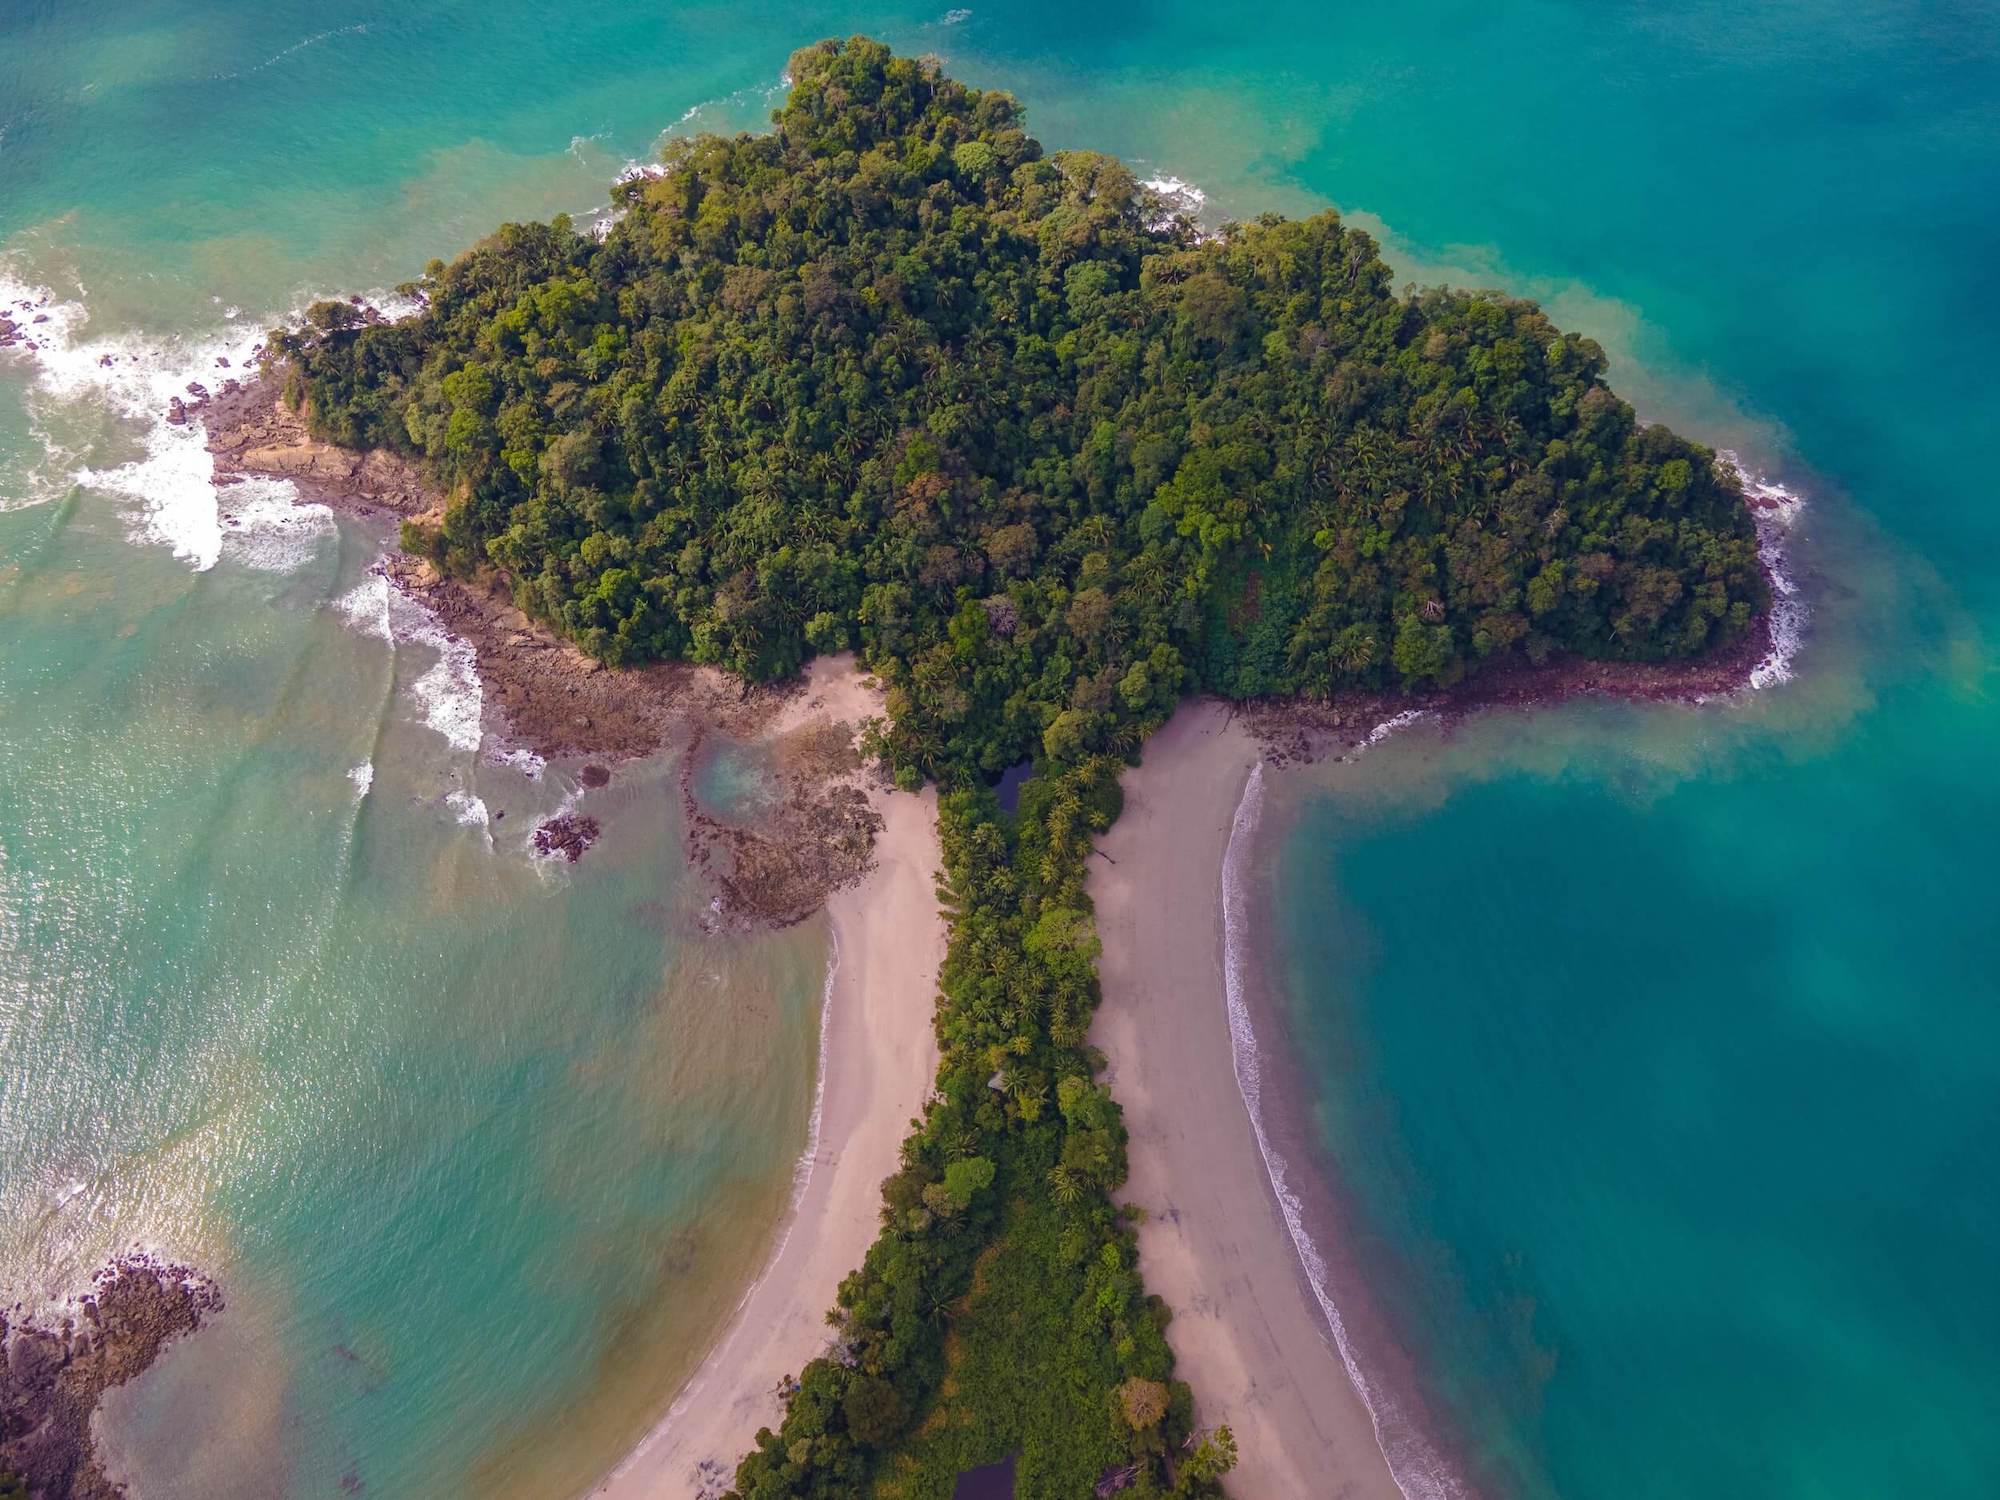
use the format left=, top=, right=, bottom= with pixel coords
left=1219, top=760, right=1466, bottom=1500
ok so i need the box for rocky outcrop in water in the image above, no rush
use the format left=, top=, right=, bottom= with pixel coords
left=1, top=1257, right=221, bottom=1500
left=532, top=812, right=601, bottom=862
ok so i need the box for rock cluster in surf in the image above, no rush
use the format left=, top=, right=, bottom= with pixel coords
left=1, top=1257, right=221, bottom=1500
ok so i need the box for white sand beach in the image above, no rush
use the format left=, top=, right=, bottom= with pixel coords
left=1089, top=701, right=1407, bottom=1500
left=591, top=659, right=944, bottom=1499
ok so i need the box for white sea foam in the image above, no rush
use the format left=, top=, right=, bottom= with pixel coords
left=445, top=789, right=489, bottom=827
left=1345, top=707, right=1433, bottom=761
left=213, top=23, right=368, bottom=82
left=790, top=923, right=842, bottom=1210
left=0, top=266, right=417, bottom=569
left=1221, top=763, right=1467, bottom=1500
left=486, top=745, right=546, bottom=780
left=1141, top=175, right=1210, bottom=235
left=334, top=573, right=395, bottom=640
left=348, top=761, right=375, bottom=799
left=412, top=634, right=484, bottom=754
left=216, top=476, right=335, bottom=572
left=334, top=572, right=486, bottom=755
left=2, top=268, right=265, bottom=568
left=1717, top=450, right=1808, bottom=691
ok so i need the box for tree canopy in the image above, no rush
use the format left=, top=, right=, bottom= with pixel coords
left=278, top=34, right=1765, bottom=787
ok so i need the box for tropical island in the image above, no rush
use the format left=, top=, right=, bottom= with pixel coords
left=237, top=34, right=1769, bottom=1500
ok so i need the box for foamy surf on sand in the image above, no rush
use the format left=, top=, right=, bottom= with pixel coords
left=1221, top=761, right=1467, bottom=1500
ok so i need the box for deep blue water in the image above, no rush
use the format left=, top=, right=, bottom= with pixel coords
left=1249, top=6, right=2000, bottom=1494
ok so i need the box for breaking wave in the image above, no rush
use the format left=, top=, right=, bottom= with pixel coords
left=334, top=573, right=485, bottom=756
left=1718, top=451, right=1808, bottom=690
left=0, top=267, right=415, bottom=571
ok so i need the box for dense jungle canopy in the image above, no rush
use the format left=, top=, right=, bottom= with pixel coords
left=279, top=35, right=1765, bottom=786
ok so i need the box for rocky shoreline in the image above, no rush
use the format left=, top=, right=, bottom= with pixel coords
left=204, top=370, right=1796, bottom=914
left=1239, top=599, right=1780, bottom=767
left=1, top=1258, right=222, bottom=1500
left=205, top=376, right=890, bottom=930
left=205, top=374, right=433, bottom=520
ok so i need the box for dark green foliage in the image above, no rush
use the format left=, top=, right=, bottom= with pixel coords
left=276, top=34, right=1764, bottom=786
left=727, top=762, right=1217, bottom=1498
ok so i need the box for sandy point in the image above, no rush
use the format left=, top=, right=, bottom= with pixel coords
left=1088, top=700, right=1407, bottom=1500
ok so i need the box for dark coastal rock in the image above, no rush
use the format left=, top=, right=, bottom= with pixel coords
left=31, top=313, right=48, bottom=324
left=0, top=316, right=17, bottom=346
left=579, top=763, right=611, bottom=788
left=99, top=353, right=115, bottom=367
left=166, top=397, right=187, bottom=425
left=216, top=355, right=230, bottom=368
left=533, top=811, right=600, bottom=862
left=0, top=1256, right=221, bottom=1500
left=185, top=381, right=209, bottom=401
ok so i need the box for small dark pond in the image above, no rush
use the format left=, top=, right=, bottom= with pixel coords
left=951, top=1453, right=1017, bottom=1500
left=993, top=760, right=1033, bottom=812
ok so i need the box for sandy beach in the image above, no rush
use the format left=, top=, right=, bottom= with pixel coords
left=591, top=659, right=944, bottom=1500
left=1089, top=701, right=1407, bottom=1500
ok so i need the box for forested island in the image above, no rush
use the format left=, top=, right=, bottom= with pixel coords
left=271, top=36, right=1769, bottom=1498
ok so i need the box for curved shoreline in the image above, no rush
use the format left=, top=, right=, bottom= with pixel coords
left=588, top=703, right=944, bottom=1500
left=1220, top=762, right=1465, bottom=1500
left=1088, top=702, right=1409, bottom=1500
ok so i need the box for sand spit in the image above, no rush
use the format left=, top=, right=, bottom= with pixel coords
left=590, top=729, right=944, bottom=1500
left=1089, top=704, right=1410, bottom=1500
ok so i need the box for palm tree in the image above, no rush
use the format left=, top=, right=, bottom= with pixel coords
left=1048, top=1165, right=1085, bottom=1206
left=1335, top=630, right=1377, bottom=675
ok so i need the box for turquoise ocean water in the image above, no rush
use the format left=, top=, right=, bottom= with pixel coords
left=2, top=3, right=1993, bottom=1497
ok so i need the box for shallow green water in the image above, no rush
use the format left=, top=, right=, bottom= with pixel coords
left=0, top=11, right=852, bottom=1494
left=0, top=488, right=829, bottom=1498
left=3, top=3, right=1993, bottom=1497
